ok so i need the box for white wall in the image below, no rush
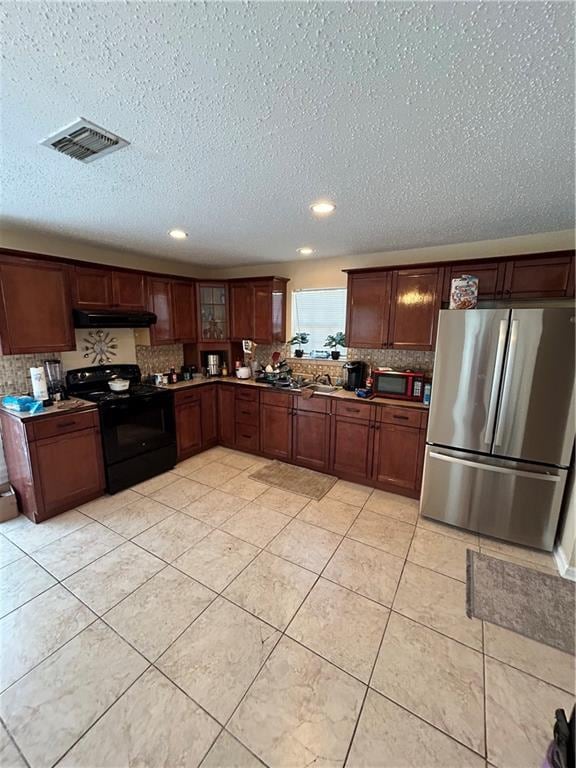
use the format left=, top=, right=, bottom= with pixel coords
left=60, top=328, right=137, bottom=371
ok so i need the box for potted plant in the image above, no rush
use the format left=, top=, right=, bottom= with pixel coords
left=324, top=332, right=346, bottom=360
left=288, top=332, right=310, bottom=358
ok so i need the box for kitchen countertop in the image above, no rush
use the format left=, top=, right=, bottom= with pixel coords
left=158, top=376, right=429, bottom=409
left=0, top=397, right=97, bottom=422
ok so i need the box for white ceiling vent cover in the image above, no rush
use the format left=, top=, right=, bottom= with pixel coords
left=40, top=118, right=129, bottom=163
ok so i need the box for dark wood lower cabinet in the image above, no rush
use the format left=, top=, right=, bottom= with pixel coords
left=218, top=386, right=236, bottom=447
left=372, top=422, right=425, bottom=492
left=175, top=397, right=203, bottom=460
left=199, top=385, right=218, bottom=448
left=292, top=409, right=330, bottom=472
left=331, top=415, right=374, bottom=484
left=260, top=402, right=292, bottom=461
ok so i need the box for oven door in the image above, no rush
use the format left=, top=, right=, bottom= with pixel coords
left=374, top=372, right=409, bottom=399
left=99, top=392, right=176, bottom=465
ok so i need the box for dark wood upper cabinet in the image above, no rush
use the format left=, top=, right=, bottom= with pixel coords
left=442, top=261, right=506, bottom=302
left=229, top=278, right=288, bottom=344
left=503, top=253, right=575, bottom=298
left=148, top=277, right=174, bottom=345
left=0, top=257, right=75, bottom=354
left=345, top=273, right=391, bottom=348
left=172, top=280, right=197, bottom=343
left=229, top=282, right=254, bottom=341
left=111, top=270, right=146, bottom=309
left=387, top=267, right=443, bottom=351
left=72, top=265, right=113, bottom=308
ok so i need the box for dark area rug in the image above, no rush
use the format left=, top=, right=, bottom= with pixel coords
left=466, top=549, right=575, bottom=655
left=250, top=461, right=337, bottom=500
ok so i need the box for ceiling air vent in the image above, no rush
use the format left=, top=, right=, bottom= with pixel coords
left=40, top=118, right=130, bottom=163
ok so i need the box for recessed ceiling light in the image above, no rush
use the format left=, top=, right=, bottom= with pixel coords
left=168, top=229, right=188, bottom=240
left=297, top=247, right=315, bottom=256
left=310, top=200, right=336, bottom=216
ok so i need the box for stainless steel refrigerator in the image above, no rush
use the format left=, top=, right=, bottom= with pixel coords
left=420, top=307, right=575, bottom=551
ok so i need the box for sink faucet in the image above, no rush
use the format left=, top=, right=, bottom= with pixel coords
left=314, top=373, right=332, bottom=385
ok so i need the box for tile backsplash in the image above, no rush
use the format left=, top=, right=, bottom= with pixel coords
left=0, top=352, right=63, bottom=395
left=134, top=344, right=184, bottom=377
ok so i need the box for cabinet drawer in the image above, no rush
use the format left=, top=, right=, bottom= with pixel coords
left=334, top=400, right=373, bottom=421
left=236, top=401, right=259, bottom=424
left=174, top=389, right=201, bottom=406
left=235, top=387, right=259, bottom=404
left=294, top=395, right=330, bottom=414
left=377, top=406, right=425, bottom=428
left=235, top=422, right=259, bottom=452
left=31, top=410, right=98, bottom=440
left=260, top=390, right=292, bottom=408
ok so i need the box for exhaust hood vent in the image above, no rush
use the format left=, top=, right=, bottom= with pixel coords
left=40, top=118, right=130, bottom=163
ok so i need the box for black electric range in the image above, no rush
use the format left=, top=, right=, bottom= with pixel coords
left=66, top=365, right=176, bottom=493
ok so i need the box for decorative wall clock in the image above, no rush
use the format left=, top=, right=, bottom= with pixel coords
left=82, top=329, right=118, bottom=365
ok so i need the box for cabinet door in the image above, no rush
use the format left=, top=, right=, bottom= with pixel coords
left=0, top=260, right=75, bottom=354
left=172, top=280, right=197, bottom=342
left=293, top=410, right=330, bottom=472
left=33, top=429, right=105, bottom=519
left=372, top=422, right=424, bottom=492
left=200, top=386, right=218, bottom=447
left=345, top=273, right=391, bottom=348
left=330, top=416, right=373, bottom=483
left=218, top=386, right=236, bottom=446
left=260, top=403, right=292, bottom=460
left=72, top=266, right=112, bottom=308
left=176, top=399, right=202, bottom=459
left=388, top=267, right=442, bottom=350
left=503, top=254, right=575, bottom=298
left=271, top=280, right=287, bottom=342
left=253, top=284, right=272, bottom=343
left=229, top=282, right=254, bottom=341
left=111, top=271, right=146, bottom=309
left=148, top=277, right=175, bottom=345
left=442, top=261, right=505, bottom=302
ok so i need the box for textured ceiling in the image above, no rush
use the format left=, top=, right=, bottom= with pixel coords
left=1, top=1, right=574, bottom=267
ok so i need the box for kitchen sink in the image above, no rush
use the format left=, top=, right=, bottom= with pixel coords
left=302, top=383, right=338, bottom=393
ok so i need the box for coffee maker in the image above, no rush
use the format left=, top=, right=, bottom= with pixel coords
left=43, top=359, right=68, bottom=401
left=207, top=354, right=221, bottom=377
left=342, top=360, right=366, bottom=391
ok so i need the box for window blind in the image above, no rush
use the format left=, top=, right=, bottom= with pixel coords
left=292, top=288, right=347, bottom=354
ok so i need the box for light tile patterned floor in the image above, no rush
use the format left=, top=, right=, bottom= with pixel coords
left=0, top=446, right=573, bottom=768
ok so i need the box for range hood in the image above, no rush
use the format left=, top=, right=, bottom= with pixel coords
left=73, top=309, right=157, bottom=328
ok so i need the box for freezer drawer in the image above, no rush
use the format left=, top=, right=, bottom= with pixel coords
left=420, top=447, right=567, bottom=551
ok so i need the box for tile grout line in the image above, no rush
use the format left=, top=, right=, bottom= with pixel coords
left=0, top=713, right=32, bottom=768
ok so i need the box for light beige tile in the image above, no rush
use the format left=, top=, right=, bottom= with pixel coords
left=479, top=546, right=559, bottom=576
left=408, top=526, right=477, bottom=582
left=479, top=537, right=558, bottom=574
left=324, top=537, right=404, bottom=607
left=0, top=556, right=56, bottom=618
left=201, top=446, right=235, bottom=462
left=183, top=488, right=249, bottom=526
left=267, top=519, right=341, bottom=573
left=257, top=486, right=310, bottom=517
left=132, top=512, right=212, bottom=561
left=174, top=529, right=259, bottom=592
left=219, top=474, right=268, bottom=501
left=0, top=510, right=91, bottom=553
left=372, top=613, right=485, bottom=754
left=394, top=562, right=483, bottom=651
left=173, top=452, right=216, bottom=476
left=151, top=476, right=211, bottom=509
left=0, top=536, right=24, bottom=567
left=101, top=496, right=176, bottom=538
left=347, top=689, right=484, bottom=768
left=59, top=667, right=219, bottom=768
left=221, top=503, right=291, bottom=547
left=202, top=731, right=265, bottom=768
left=104, top=566, right=215, bottom=660
left=0, top=621, right=147, bottom=768
left=224, top=551, right=316, bottom=630
left=0, top=585, right=95, bottom=691
left=187, top=460, right=243, bottom=488
left=485, top=656, right=573, bottom=768
left=219, top=450, right=265, bottom=471
left=129, top=471, right=180, bottom=495
left=158, top=597, right=279, bottom=722
left=288, top=578, right=389, bottom=682
left=229, top=636, right=365, bottom=768
left=418, top=514, right=479, bottom=544
left=0, top=721, right=27, bottom=768
left=78, top=490, right=140, bottom=521
left=31, top=522, right=124, bottom=580
left=297, top=497, right=360, bottom=535
left=485, top=621, right=575, bottom=695
left=326, top=479, right=371, bottom=508
left=365, top=489, right=419, bottom=524
left=64, top=542, right=165, bottom=615
left=347, top=509, right=414, bottom=558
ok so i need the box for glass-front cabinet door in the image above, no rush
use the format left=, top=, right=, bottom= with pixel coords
left=198, top=283, right=228, bottom=341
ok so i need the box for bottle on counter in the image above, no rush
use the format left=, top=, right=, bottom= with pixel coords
left=235, top=359, right=241, bottom=372
left=169, top=366, right=178, bottom=384
left=221, top=361, right=228, bottom=377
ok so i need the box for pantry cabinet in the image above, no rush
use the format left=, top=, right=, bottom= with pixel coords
left=229, top=277, right=288, bottom=344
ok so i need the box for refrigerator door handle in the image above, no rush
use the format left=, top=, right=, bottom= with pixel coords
left=484, top=319, right=509, bottom=445
left=428, top=451, right=561, bottom=482
left=494, top=319, right=519, bottom=447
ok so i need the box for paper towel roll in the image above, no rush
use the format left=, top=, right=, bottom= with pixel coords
left=30, top=367, right=48, bottom=401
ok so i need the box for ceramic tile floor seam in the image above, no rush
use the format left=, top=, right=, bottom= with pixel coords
left=481, top=646, right=575, bottom=696
left=27, top=534, right=128, bottom=584
left=0, top=714, right=31, bottom=768
left=198, top=730, right=270, bottom=768
left=128, top=517, right=215, bottom=566
left=482, top=621, right=488, bottom=763
left=214, top=507, right=293, bottom=550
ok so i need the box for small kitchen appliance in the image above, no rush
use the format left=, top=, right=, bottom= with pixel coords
left=207, top=354, right=220, bottom=376
left=342, top=361, right=366, bottom=391
left=372, top=369, right=425, bottom=401
left=43, top=359, right=68, bottom=401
